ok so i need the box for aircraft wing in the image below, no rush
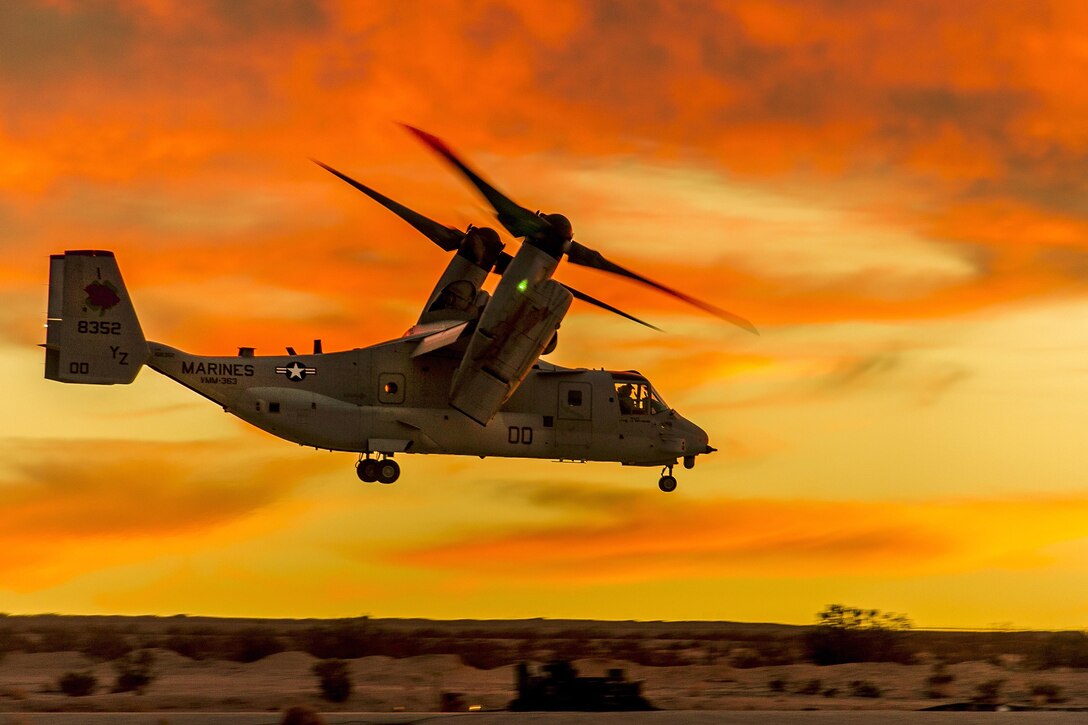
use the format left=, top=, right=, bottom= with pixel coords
left=406, top=320, right=471, bottom=358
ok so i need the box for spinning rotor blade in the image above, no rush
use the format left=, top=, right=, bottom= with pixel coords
left=561, top=283, right=662, bottom=332
left=401, top=124, right=548, bottom=239
left=402, top=126, right=758, bottom=334
left=568, top=241, right=759, bottom=335
left=312, top=158, right=464, bottom=252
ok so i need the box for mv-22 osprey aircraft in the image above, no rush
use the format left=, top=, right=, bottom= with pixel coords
left=43, top=127, right=756, bottom=492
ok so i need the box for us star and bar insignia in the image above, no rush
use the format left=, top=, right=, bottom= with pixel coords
left=275, top=361, right=317, bottom=381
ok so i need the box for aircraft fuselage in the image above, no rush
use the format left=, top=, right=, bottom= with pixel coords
left=147, top=338, right=708, bottom=467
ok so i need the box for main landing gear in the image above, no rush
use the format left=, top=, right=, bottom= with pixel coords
left=658, top=464, right=678, bottom=493
left=356, top=454, right=400, bottom=484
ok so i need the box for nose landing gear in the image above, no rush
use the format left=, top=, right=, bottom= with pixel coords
left=356, top=454, right=400, bottom=484
left=658, top=464, right=677, bottom=493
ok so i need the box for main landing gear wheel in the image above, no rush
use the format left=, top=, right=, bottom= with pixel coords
left=357, top=458, right=379, bottom=482
left=377, top=459, right=400, bottom=484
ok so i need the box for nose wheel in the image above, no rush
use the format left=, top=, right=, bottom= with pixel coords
left=658, top=465, right=677, bottom=493
left=356, top=455, right=400, bottom=484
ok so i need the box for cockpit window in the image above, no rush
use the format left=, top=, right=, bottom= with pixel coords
left=614, top=378, right=669, bottom=416
left=648, top=387, right=669, bottom=414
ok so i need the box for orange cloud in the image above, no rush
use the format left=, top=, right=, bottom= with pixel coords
left=0, top=438, right=337, bottom=590
left=392, top=486, right=1088, bottom=584
left=2, top=0, right=1088, bottom=345
left=5, top=0, right=1088, bottom=625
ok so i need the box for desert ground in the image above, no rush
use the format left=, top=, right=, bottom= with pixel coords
left=5, top=714, right=1088, bottom=725
left=3, top=651, right=1088, bottom=714
left=2, top=616, right=1087, bottom=717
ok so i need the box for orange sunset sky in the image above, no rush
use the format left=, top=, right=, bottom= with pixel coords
left=3, top=0, right=1088, bottom=628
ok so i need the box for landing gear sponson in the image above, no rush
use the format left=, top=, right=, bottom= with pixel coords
left=356, top=454, right=400, bottom=484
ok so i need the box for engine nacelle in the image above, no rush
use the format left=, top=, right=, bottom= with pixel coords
left=449, top=245, right=571, bottom=424
left=417, top=227, right=503, bottom=325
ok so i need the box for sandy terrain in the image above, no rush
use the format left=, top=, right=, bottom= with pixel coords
left=2, top=650, right=1088, bottom=714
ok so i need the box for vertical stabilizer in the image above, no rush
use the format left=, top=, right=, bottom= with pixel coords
left=44, top=250, right=148, bottom=384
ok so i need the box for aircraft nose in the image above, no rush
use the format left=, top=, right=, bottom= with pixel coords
left=694, top=426, right=712, bottom=454
left=680, top=416, right=712, bottom=455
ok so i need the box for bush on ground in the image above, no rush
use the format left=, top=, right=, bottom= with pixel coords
left=312, top=659, right=352, bottom=703
left=58, top=671, right=98, bottom=697
left=82, top=628, right=132, bottom=661
left=925, top=662, right=955, bottom=698
left=281, top=704, right=325, bottom=725
left=0, top=624, right=31, bottom=656
left=1034, top=632, right=1088, bottom=669
left=112, top=649, right=157, bottom=694
left=849, top=680, right=882, bottom=698
left=36, top=628, right=83, bottom=653
left=972, top=678, right=1004, bottom=705
left=795, top=678, right=822, bottom=695
left=226, top=627, right=285, bottom=663
left=1030, top=682, right=1064, bottom=704
left=163, top=633, right=213, bottom=660
left=459, top=641, right=511, bottom=670
left=804, top=604, right=914, bottom=665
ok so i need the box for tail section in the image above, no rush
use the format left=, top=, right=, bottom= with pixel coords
left=44, top=250, right=148, bottom=385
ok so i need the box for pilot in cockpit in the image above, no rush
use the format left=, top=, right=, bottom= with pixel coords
left=617, top=383, right=636, bottom=415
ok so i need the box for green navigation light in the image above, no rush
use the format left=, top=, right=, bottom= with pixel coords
left=517, top=279, right=528, bottom=293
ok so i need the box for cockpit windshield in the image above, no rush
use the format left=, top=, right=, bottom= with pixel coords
left=612, top=374, right=669, bottom=416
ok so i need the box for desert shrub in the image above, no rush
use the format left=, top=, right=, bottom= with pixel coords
left=796, top=678, right=822, bottom=695
left=1034, top=631, right=1088, bottom=669
left=1029, top=682, right=1064, bottom=704
left=312, top=659, right=352, bottom=703
left=163, top=634, right=213, bottom=661
left=595, top=639, right=687, bottom=667
left=82, top=628, right=132, bottom=661
left=804, top=604, right=914, bottom=665
left=972, top=678, right=1004, bottom=705
left=459, top=641, right=513, bottom=670
left=298, top=623, right=460, bottom=661
left=768, top=677, right=788, bottom=693
left=729, top=647, right=765, bottom=668
left=727, top=640, right=796, bottom=668
left=299, top=622, right=370, bottom=659
left=226, top=627, right=285, bottom=663
left=821, top=687, right=839, bottom=698
left=36, top=627, right=83, bottom=653
left=849, top=680, right=882, bottom=698
left=606, top=638, right=646, bottom=663
left=925, top=662, right=955, bottom=698
left=0, top=624, right=30, bottom=655
left=550, top=637, right=596, bottom=662
left=281, top=704, right=325, bottom=725
left=112, top=649, right=157, bottom=694
left=58, top=671, right=98, bottom=697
